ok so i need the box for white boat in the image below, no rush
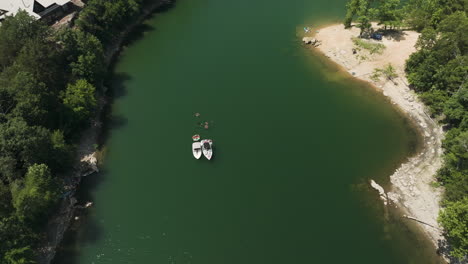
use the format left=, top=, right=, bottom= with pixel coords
left=200, top=139, right=213, bottom=160
left=192, top=142, right=202, bottom=159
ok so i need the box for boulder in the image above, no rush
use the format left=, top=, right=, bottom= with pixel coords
left=302, top=37, right=316, bottom=45
left=80, top=152, right=99, bottom=176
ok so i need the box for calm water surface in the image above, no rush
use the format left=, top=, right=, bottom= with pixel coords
left=55, top=0, right=445, bottom=263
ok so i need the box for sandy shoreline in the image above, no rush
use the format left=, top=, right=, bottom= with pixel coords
left=307, top=23, right=446, bottom=255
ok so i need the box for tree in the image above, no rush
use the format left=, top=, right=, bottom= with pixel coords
left=344, top=0, right=361, bottom=28
left=419, top=89, right=449, bottom=115
left=6, top=72, right=50, bottom=126
left=375, top=0, right=404, bottom=29
left=370, top=64, right=398, bottom=82
left=415, top=27, right=437, bottom=50
left=11, top=164, right=59, bottom=222
left=58, top=29, right=104, bottom=84
left=438, top=197, right=468, bottom=259
left=344, top=0, right=372, bottom=37
left=13, top=36, right=63, bottom=91
left=76, top=0, right=141, bottom=43
left=444, top=97, right=465, bottom=125
left=437, top=11, right=468, bottom=55
left=4, top=246, right=36, bottom=264
left=0, top=11, right=48, bottom=68
left=49, top=130, right=73, bottom=172
left=0, top=216, right=38, bottom=262
left=0, top=182, right=12, bottom=218
left=382, top=64, right=398, bottom=81
left=62, top=79, right=97, bottom=125
left=0, top=118, right=55, bottom=181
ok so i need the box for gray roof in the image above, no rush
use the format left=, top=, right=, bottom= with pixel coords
left=0, top=0, right=70, bottom=20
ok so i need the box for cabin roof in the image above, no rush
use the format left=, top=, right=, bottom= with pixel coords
left=0, top=0, right=70, bottom=20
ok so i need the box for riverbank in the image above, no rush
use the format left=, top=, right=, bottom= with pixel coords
left=306, top=23, right=446, bottom=256
left=37, top=1, right=174, bottom=263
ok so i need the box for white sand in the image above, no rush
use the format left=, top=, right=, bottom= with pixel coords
left=309, top=23, right=445, bottom=250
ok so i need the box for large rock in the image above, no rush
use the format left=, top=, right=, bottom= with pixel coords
left=80, top=152, right=99, bottom=176
left=302, top=37, right=316, bottom=44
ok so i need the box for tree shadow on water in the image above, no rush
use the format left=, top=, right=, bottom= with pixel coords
left=122, top=23, right=156, bottom=48
left=53, top=71, right=131, bottom=264
left=53, top=2, right=178, bottom=263
left=124, top=0, right=177, bottom=48
left=97, top=72, right=131, bottom=146
left=52, top=170, right=109, bottom=264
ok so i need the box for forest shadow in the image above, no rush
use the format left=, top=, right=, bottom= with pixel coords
left=121, top=23, right=156, bottom=49
left=97, top=72, right=131, bottom=146
left=52, top=2, right=177, bottom=263
left=52, top=170, right=108, bottom=264
left=107, top=0, right=177, bottom=68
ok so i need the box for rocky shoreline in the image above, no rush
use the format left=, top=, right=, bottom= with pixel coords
left=37, top=1, right=174, bottom=263
left=306, top=23, right=447, bottom=260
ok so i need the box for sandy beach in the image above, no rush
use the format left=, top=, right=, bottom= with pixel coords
left=307, top=23, right=446, bottom=252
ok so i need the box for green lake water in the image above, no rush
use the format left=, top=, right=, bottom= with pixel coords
left=54, top=0, right=446, bottom=263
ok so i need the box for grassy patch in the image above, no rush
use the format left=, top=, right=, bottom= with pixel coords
left=352, top=37, right=386, bottom=54
left=370, top=64, right=398, bottom=82
left=430, top=181, right=441, bottom=188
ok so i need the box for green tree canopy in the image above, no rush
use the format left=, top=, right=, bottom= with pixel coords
left=11, top=164, right=59, bottom=222
left=374, top=0, right=404, bottom=29
left=0, top=11, right=48, bottom=69
left=438, top=197, right=468, bottom=259
left=4, top=246, right=36, bottom=264
left=62, top=79, right=97, bottom=125
left=0, top=182, right=12, bottom=218
left=58, top=28, right=104, bottom=84
left=344, top=0, right=375, bottom=36
left=0, top=118, right=54, bottom=181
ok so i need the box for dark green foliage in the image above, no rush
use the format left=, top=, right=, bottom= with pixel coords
left=57, top=28, right=104, bottom=84
left=0, top=182, right=12, bottom=218
left=373, top=0, right=404, bottom=29
left=0, top=11, right=49, bottom=69
left=4, top=246, right=36, bottom=264
left=0, top=216, right=38, bottom=264
left=403, top=7, right=468, bottom=259
left=344, top=0, right=405, bottom=36
left=75, top=0, right=142, bottom=43
left=344, top=0, right=375, bottom=36
left=11, top=164, right=59, bottom=223
left=438, top=197, right=468, bottom=259
left=0, top=118, right=54, bottom=181
left=404, top=0, right=467, bottom=31
left=62, top=79, right=97, bottom=130
left=3, top=72, right=49, bottom=126
left=0, top=0, right=151, bottom=261
left=419, top=90, right=449, bottom=114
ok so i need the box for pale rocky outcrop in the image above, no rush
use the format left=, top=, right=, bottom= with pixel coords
left=80, top=152, right=99, bottom=176
left=302, top=37, right=321, bottom=47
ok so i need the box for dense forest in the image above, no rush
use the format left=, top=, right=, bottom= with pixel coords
left=0, top=0, right=154, bottom=263
left=345, top=0, right=467, bottom=259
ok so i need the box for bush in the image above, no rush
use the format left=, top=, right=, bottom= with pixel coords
left=352, top=37, right=386, bottom=54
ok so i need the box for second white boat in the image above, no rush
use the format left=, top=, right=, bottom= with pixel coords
left=192, top=142, right=202, bottom=159
left=200, top=139, right=213, bottom=160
